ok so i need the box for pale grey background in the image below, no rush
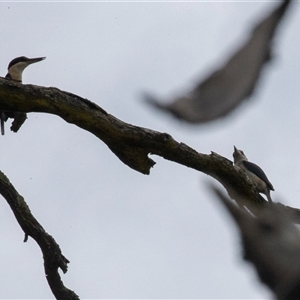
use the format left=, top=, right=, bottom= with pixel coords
left=0, top=1, right=299, bottom=299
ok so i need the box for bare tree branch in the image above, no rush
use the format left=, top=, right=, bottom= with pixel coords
left=144, top=0, right=291, bottom=123
left=0, top=170, right=79, bottom=300
left=0, top=78, right=285, bottom=207
left=211, top=186, right=300, bottom=300
left=2, top=78, right=300, bottom=298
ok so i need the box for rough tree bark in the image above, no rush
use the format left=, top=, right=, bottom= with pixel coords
left=0, top=78, right=299, bottom=299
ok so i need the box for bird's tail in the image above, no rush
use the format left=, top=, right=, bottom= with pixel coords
left=0, top=111, right=5, bottom=135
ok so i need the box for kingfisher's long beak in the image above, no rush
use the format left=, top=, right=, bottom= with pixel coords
left=234, top=145, right=238, bottom=152
left=27, top=57, right=46, bottom=65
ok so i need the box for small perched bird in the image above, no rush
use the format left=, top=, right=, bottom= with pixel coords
left=1, top=56, right=46, bottom=135
left=233, top=146, right=274, bottom=202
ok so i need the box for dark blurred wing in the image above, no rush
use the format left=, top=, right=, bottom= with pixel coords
left=145, top=0, right=290, bottom=123
left=243, top=161, right=274, bottom=191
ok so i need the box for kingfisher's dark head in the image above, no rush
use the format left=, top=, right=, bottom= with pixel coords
left=5, top=56, right=46, bottom=82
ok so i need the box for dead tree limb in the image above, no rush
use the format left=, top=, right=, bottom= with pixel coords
left=0, top=77, right=299, bottom=217
left=1, top=78, right=300, bottom=298
left=0, top=170, right=79, bottom=299
left=212, top=186, right=300, bottom=300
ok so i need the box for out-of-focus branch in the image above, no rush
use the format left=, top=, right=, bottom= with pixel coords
left=0, top=170, right=79, bottom=300
left=144, top=0, right=291, bottom=123
left=211, top=186, right=300, bottom=299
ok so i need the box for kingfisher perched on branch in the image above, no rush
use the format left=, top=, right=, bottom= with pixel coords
left=1, top=56, right=46, bottom=135
left=233, top=146, right=274, bottom=202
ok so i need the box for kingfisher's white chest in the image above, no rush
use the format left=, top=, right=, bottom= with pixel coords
left=7, top=62, right=29, bottom=82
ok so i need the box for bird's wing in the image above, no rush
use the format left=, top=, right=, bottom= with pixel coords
left=243, top=161, right=274, bottom=191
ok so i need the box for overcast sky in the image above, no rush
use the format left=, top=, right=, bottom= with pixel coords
left=0, top=1, right=299, bottom=299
